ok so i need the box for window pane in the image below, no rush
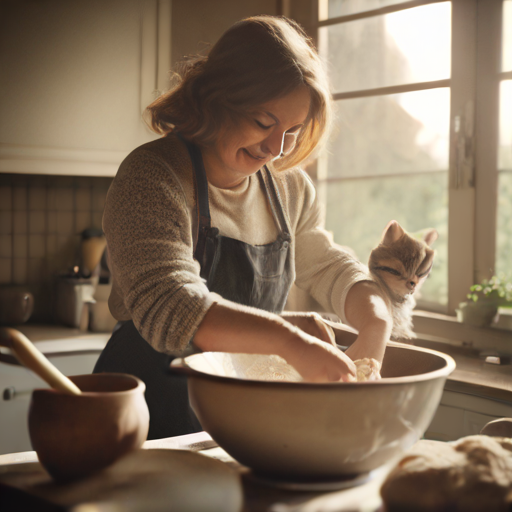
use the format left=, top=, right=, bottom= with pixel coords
left=321, top=173, right=448, bottom=304
left=319, top=3, right=451, bottom=93
left=499, top=80, right=512, bottom=170
left=326, top=88, right=450, bottom=179
left=325, top=0, right=408, bottom=19
left=503, top=0, right=512, bottom=72
left=496, top=172, right=512, bottom=275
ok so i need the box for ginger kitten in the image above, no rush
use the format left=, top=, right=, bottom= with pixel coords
left=369, top=220, right=438, bottom=340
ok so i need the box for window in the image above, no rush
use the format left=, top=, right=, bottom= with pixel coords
left=497, top=0, right=512, bottom=274
left=314, top=0, right=512, bottom=315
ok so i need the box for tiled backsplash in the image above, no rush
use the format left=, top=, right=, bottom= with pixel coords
left=0, top=174, right=113, bottom=322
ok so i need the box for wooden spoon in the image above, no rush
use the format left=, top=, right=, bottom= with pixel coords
left=0, top=327, right=81, bottom=395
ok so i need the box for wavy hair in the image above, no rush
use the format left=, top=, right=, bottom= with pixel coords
left=145, top=15, right=333, bottom=170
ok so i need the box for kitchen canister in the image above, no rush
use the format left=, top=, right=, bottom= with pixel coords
left=0, top=287, right=34, bottom=325
left=54, top=277, right=95, bottom=329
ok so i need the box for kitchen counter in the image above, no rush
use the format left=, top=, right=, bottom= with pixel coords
left=4, top=324, right=511, bottom=394
left=1, top=332, right=511, bottom=509
left=413, top=338, right=512, bottom=398
left=2, top=324, right=511, bottom=450
left=0, top=432, right=388, bottom=512
left=0, top=324, right=109, bottom=365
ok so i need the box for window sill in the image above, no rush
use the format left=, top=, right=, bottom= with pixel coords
left=410, top=315, right=512, bottom=398
left=412, top=310, right=512, bottom=358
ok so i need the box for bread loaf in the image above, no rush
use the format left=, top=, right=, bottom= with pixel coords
left=380, top=435, right=512, bottom=512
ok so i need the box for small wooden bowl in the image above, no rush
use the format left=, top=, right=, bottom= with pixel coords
left=29, top=373, right=149, bottom=482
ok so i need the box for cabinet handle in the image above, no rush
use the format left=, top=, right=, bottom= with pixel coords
left=2, top=386, right=31, bottom=401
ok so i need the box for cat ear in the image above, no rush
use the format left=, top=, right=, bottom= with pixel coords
left=423, top=228, right=438, bottom=246
left=381, top=220, right=405, bottom=245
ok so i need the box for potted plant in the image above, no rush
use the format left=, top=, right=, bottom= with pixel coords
left=456, top=274, right=512, bottom=327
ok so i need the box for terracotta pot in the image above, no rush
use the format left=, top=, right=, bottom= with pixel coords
left=172, top=342, right=455, bottom=480
left=28, top=373, right=149, bottom=482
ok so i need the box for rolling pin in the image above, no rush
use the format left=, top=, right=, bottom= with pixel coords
left=0, top=327, right=81, bottom=395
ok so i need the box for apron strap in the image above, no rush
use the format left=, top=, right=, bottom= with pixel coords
left=181, top=135, right=291, bottom=263
left=180, top=137, right=217, bottom=264
left=260, top=165, right=292, bottom=240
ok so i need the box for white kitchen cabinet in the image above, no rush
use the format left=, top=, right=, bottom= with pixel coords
left=0, top=338, right=107, bottom=455
left=425, top=387, right=512, bottom=441
left=0, top=0, right=171, bottom=177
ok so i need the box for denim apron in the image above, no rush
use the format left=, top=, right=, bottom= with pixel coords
left=94, top=138, right=294, bottom=439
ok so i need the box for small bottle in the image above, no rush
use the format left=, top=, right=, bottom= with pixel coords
left=81, top=228, right=107, bottom=279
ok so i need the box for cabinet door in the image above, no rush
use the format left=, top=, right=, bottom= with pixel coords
left=0, top=353, right=101, bottom=455
left=425, top=404, right=466, bottom=441
left=463, top=410, right=504, bottom=436
left=0, top=0, right=171, bottom=176
left=425, top=389, right=512, bottom=441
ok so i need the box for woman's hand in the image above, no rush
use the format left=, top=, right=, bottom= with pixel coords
left=282, top=312, right=360, bottom=349
left=280, top=312, right=336, bottom=346
left=280, top=328, right=356, bottom=383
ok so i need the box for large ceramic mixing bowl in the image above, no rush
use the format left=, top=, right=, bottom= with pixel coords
left=171, top=342, right=455, bottom=480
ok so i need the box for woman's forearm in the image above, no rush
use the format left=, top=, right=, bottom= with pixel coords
left=343, top=281, right=392, bottom=362
left=193, top=301, right=293, bottom=356
left=193, top=300, right=357, bottom=382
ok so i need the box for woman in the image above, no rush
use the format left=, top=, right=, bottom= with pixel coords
left=94, top=16, right=392, bottom=439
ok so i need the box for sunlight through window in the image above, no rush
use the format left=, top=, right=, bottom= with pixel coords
left=503, top=0, right=512, bottom=71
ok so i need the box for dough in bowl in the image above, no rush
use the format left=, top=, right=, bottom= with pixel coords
left=353, top=357, right=381, bottom=381
left=380, top=435, right=512, bottom=512
left=199, top=353, right=382, bottom=382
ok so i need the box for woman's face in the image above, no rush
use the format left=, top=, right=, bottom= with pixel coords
left=202, top=86, right=311, bottom=188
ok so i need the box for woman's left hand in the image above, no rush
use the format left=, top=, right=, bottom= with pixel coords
left=280, top=312, right=336, bottom=347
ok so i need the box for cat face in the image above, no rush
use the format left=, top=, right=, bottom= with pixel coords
left=369, top=221, right=438, bottom=299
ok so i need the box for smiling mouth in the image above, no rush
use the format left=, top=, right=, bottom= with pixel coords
left=243, top=148, right=266, bottom=161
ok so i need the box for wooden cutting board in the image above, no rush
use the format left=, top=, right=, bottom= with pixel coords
left=0, top=449, right=243, bottom=512
left=0, top=433, right=387, bottom=512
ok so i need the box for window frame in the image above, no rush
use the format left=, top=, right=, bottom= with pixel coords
left=295, top=0, right=507, bottom=316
